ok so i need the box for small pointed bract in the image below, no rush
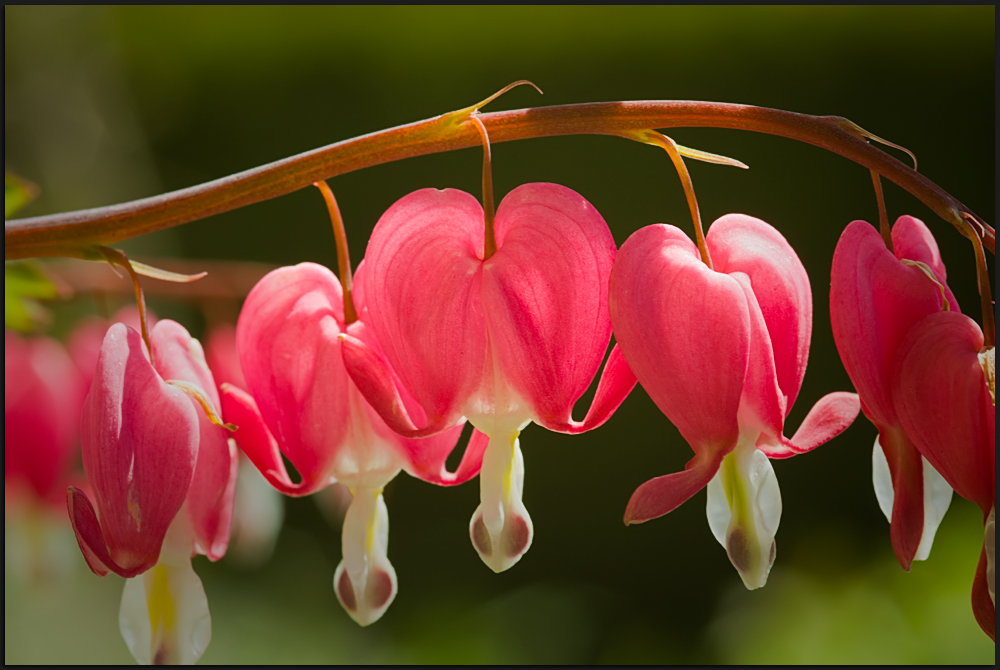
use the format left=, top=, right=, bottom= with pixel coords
left=830, top=217, right=958, bottom=570
left=341, top=184, right=637, bottom=572
left=610, top=215, right=859, bottom=589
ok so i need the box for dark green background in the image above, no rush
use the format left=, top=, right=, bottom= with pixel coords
left=5, top=6, right=995, bottom=663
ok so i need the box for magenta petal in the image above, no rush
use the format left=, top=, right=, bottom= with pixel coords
left=610, top=224, right=748, bottom=455
left=340, top=333, right=426, bottom=437
left=5, top=333, right=83, bottom=500
left=830, top=220, right=955, bottom=427
left=401, top=428, right=489, bottom=486
left=81, top=324, right=198, bottom=573
left=220, top=384, right=316, bottom=495
left=972, top=546, right=996, bottom=641
left=66, top=486, right=113, bottom=576
left=624, top=452, right=725, bottom=524
left=237, top=263, right=350, bottom=485
left=892, top=311, right=994, bottom=513
left=364, top=188, right=489, bottom=430
left=206, top=324, right=247, bottom=393
left=761, top=392, right=861, bottom=459
left=550, top=344, right=638, bottom=434
left=708, top=214, right=812, bottom=413
left=151, top=320, right=238, bottom=560
left=730, top=272, right=786, bottom=440
left=483, top=183, right=617, bottom=429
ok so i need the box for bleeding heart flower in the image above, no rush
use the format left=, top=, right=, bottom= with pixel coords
left=340, top=183, right=637, bottom=573
left=891, top=310, right=995, bottom=639
left=609, top=215, right=860, bottom=589
left=5, top=330, right=85, bottom=511
left=67, top=320, right=237, bottom=664
left=67, top=306, right=157, bottom=392
left=830, top=216, right=959, bottom=570
left=219, top=261, right=485, bottom=625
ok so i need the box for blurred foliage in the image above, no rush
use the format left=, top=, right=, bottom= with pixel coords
left=5, top=171, right=38, bottom=218
left=4, top=261, right=57, bottom=331
left=4, top=6, right=995, bottom=664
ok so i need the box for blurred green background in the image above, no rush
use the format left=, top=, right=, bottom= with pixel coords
left=4, top=6, right=994, bottom=664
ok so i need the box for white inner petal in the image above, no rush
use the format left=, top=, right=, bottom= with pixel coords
left=872, top=434, right=953, bottom=562
left=335, top=487, right=397, bottom=626
left=914, top=455, right=953, bottom=562
left=119, top=530, right=211, bottom=665
left=872, top=435, right=894, bottom=523
left=706, top=433, right=781, bottom=591
left=468, top=431, right=533, bottom=573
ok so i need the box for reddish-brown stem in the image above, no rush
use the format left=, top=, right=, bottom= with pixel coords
left=4, top=101, right=993, bottom=260
left=98, top=247, right=154, bottom=367
left=314, top=181, right=358, bottom=324
left=626, top=130, right=713, bottom=268
left=468, top=115, right=497, bottom=260
left=871, top=170, right=893, bottom=254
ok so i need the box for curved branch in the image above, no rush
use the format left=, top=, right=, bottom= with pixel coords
left=4, top=101, right=993, bottom=259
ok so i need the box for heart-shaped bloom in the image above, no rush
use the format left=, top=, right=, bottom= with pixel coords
left=67, top=320, right=237, bottom=664
left=830, top=216, right=958, bottom=570
left=340, top=183, right=637, bottom=572
left=219, top=262, right=484, bottom=625
left=609, top=215, right=860, bottom=589
left=5, top=330, right=85, bottom=511
left=891, top=310, right=995, bottom=639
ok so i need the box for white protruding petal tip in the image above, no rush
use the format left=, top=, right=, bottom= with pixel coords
left=710, top=444, right=781, bottom=591
left=335, top=488, right=397, bottom=626
left=119, top=558, right=211, bottom=665
left=913, top=456, right=953, bottom=562
left=872, top=436, right=894, bottom=524
left=471, top=434, right=533, bottom=573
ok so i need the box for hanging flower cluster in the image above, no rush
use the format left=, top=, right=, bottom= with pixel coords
left=3, top=87, right=993, bottom=662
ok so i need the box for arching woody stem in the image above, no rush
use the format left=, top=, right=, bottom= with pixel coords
left=4, top=101, right=994, bottom=260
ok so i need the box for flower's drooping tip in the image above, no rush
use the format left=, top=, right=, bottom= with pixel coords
left=706, top=443, right=781, bottom=590
left=470, top=433, right=533, bottom=573
left=333, top=488, right=397, bottom=626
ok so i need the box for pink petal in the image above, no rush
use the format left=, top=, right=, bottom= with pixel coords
left=400, top=427, right=488, bottom=486
left=206, top=324, right=247, bottom=392
left=363, top=188, right=488, bottom=431
left=830, top=221, right=955, bottom=428
left=66, top=486, right=113, bottom=576
left=609, top=224, right=748, bottom=454
left=340, top=333, right=424, bottom=437
left=550, top=344, right=638, bottom=434
left=5, top=332, right=84, bottom=500
left=237, top=263, right=350, bottom=487
left=483, top=183, right=618, bottom=430
left=624, top=451, right=726, bottom=524
left=708, top=214, right=812, bottom=413
left=79, top=324, right=198, bottom=574
left=151, top=321, right=238, bottom=561
left=891, top=216, right=952, bottom=293
left=973, top=546, right=995, bottom=641
left=761, top=392, right=861, bottom=458
left=730, top=272, right=786, bottom=440
left=892, top=311, right=994, bottom=513
left=219, top=384, right=316, bottom=495
left=352, top=258, right=368, bottom=314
